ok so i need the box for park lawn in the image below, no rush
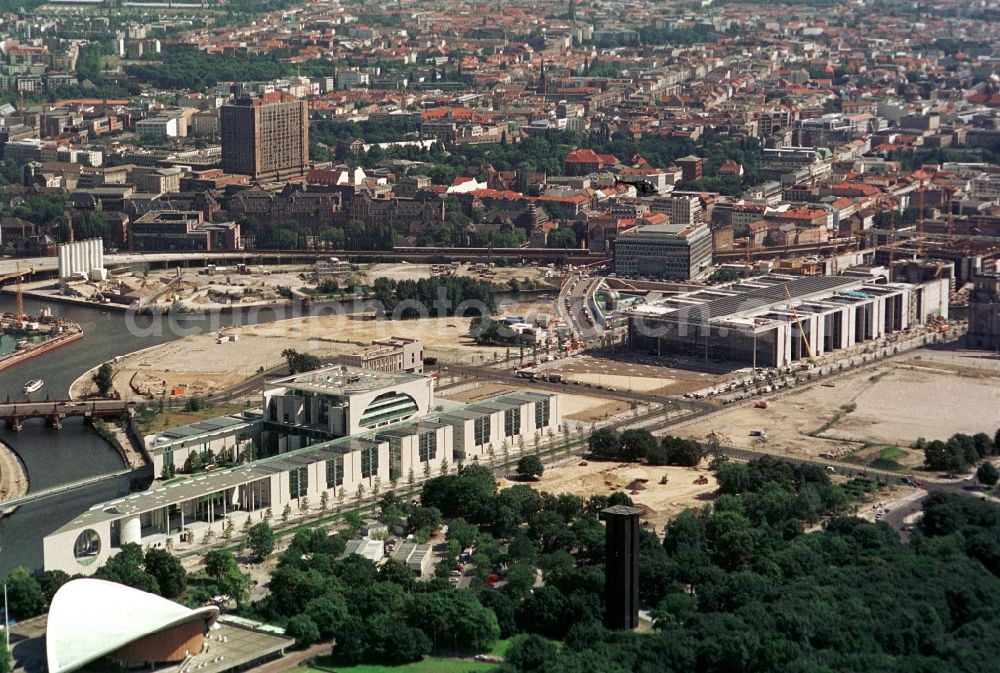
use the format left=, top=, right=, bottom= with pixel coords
left=488, top=639, right=512, bottom=658
left=294, top=658, right=497, bottom=673
left=880, top=445, right=907, bottom=461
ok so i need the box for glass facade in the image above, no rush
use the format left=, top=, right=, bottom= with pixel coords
left=474, top=417, right=491, bottom=446
left=419, top=431, right=437, bottom=462
left=504, top=408, right=521, bottom=438
left=288, top=466, right=308, bottom=499
left=535, top=399, right=550, bottom=429
left=326, top=456, right=343, bottom=489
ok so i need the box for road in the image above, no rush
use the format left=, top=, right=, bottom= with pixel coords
left=881, top=474, right=992, bottom=538
left=557, top=272, right=608, bottom=347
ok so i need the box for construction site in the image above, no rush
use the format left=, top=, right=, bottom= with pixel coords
left=504, top=458, right=718, bottom=531
left=676, top=347, right=1000, bottom=471
left=0, top=265, right=82, bottom=374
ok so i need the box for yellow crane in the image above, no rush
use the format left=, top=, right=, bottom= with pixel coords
left=784, top=285, right=815, bottom=363
left=15, top=261, right=26, bottom=324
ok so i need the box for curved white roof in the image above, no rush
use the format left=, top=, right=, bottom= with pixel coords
left=47, top=578, right=219, bottom=673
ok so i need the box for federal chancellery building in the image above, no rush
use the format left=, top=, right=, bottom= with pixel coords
left=43, top=365, right=561, bottom=574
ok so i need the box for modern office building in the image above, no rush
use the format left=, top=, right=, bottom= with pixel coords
left=262, top=365, right=435, bottom=452
left=220, top=93, right=309, bottom=180
left=651, top=193, right=703, bottom=226
left=613, top=222, right=713, bottom=280
left=336, top=337, right=425, bottom=374
left=130, top=211, right=241, bottom=252
left=43, top=366, right=561, bottom=574
left=628, top=274, right=950, bottom=368
left=968, top=273, right=1000, bottom=351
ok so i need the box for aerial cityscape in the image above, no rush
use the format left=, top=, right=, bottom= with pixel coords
left=0, top=0, right=998, bottom=671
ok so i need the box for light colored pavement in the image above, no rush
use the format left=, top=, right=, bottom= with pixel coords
left=0, top=438, right=27, bottom=502
left=244, top=643, right=330, bottom=673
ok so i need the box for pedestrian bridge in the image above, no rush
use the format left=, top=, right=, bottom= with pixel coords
left=0, top=400, right=132, bottom=431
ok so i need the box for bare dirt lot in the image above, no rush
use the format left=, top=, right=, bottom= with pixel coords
left=678, top=347, right=1000, bottom=467
left=507, top=458, right=717, bottom=531
left=73, top=313, right=516, bottom=399
left=59, top=265, right=320, bottom=312
left=544, top=354, right=726, bottom=396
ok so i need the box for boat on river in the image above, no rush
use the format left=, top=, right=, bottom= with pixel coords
left=23, top=378, right=43, bottom=393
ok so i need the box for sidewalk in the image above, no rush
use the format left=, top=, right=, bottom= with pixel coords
left=249, top=643, right=330, bottom=673
left=0, top=438, right=28, bottom=505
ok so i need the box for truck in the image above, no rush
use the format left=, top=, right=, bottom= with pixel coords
left=546, top=373, right=564, bottom=384
left=516, top=369, right=536, bottom=380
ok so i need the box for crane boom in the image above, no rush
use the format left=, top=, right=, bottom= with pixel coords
left=784, top=285, right=815, bottom=363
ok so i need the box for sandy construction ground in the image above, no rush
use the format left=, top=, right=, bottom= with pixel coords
left=678, top=347, right=1000, bottom=464
left=511, top=458, right=717, bottom=531
left=547, top=354, right=726, bottom=396
left=73, top=313, right=513, bottom=400
left=559, top=394, right=633, bottom=422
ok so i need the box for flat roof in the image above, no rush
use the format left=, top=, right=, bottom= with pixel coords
left=52, top=390, right=558, bottom=534
left=268, top=364, right=427, bottom=395
left=633, top=275, right=867, bottom=324
left=151, top=412, right=258, bottom=450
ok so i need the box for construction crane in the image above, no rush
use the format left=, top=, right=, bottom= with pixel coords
left=14, top=261, right=28, bottom=325
left=945, top=187, right=955, bottom=238
left=784, top=285, right=816, bottom=363
left=916, top=184, right=926, bottom=258
left=887, top=208, right=896, bottom=275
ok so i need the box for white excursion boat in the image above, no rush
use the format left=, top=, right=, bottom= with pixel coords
left=23, top=379, right=43, bottom=394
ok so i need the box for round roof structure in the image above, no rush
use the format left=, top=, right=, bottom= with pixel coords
left=46, top=578, right=219, bottom=673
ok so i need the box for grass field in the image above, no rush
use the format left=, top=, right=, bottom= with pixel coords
left=297, top=657, right=498, bottom=673
left=879, top=445, right=906, bottom=461
left=488, top=639, right=513, bottom=658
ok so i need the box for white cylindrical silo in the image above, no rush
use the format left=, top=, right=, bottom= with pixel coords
left=58, top=246, right=66, bottom=278
left=121, top=515, right=141, bottom=545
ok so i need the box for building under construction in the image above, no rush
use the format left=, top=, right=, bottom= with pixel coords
left=968, top=273, right=1000, bottom=352
left=628, top=274, right=950, bottom=368
left=873, top=236, right=1000, bottom=286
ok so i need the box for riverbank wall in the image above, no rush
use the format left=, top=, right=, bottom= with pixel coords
left=0, top=328, right=83, bottom=374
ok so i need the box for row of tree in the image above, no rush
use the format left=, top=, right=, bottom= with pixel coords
left=921, top=430, right=1000, bottom=473
left=587, top=427, right=708, bottom=466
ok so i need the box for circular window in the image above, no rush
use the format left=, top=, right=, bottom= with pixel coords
left=73, top=529, right=101, bottom=566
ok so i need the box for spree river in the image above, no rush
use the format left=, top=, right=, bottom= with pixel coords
left=0, top=295, right=330, bottom=573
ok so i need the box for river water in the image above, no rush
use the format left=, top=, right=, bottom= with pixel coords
left=0, top=295, right=331, bottom=573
